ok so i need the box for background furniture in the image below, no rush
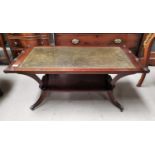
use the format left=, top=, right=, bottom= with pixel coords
left=0, top=33, right=11, bottom=64
left=54, top=33, right=143, bottom=55
left=137, top=33, right=155, bottom=87
left=6, top=33, right=51, bottom=58
left=138, top=34, right=155, bottom=66
left=2, top=33, right=145, bottom=60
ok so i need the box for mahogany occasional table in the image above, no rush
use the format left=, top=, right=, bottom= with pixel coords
left=4, top=46, right=147, bottom=112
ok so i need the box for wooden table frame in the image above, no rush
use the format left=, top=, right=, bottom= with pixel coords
left=4, top=46, right=147, bottom=112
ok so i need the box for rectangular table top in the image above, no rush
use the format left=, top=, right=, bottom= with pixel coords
left=20, top=47, right=134, bottom=68
left=5, top=46, right=144, bottom=74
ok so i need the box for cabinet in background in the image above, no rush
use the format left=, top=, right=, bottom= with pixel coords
left=6, top=33, right=50, bottom=57
left=54, top=33, right=144, bottom=55
left=0, top=34, right=10, bottom=64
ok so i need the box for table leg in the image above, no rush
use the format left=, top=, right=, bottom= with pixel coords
left=30, top=90, right=49, bottom=110
left=108, top=73, right=133, bottom=111
left=107, top=90, right=124, bottom=112
left=18, top=73, right=47, bottom=110
left=19, top=73, right=129, bottom=111
left=137, top=73, right=146, bottom=87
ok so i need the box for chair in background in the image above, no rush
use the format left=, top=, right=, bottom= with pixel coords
left=137, top=33, right=155, bottom=87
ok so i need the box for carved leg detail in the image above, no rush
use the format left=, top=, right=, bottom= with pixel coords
left=137, top=73, right=147, bottom=87
left=30, top=90, right=49, bottom=110
left=19, top=73, right=42, bottom=85
left=111, top=73, right=133, bottom=87
left=0, top=89, right=3, bottom=97
left=107, top=91, right=124, bottom=112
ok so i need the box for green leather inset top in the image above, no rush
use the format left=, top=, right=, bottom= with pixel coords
left=20, top=47, right=135, bottom=68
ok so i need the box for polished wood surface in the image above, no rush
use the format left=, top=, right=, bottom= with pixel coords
left=4, top=46, right=145, bottom=74
left=41, top=74, right=113, bottom=90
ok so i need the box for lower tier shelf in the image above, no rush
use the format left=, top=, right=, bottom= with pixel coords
left=41, top=74, right=113, bottom=91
